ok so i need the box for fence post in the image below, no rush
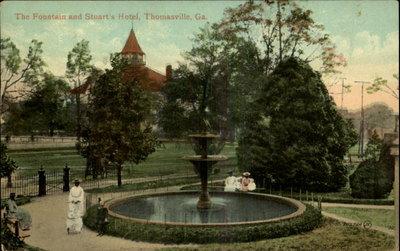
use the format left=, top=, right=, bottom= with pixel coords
left=63, top=164, right=70, bottom=192
left=38, top=167, right=46, bottom=196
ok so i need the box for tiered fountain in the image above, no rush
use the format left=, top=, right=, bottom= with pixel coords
left=105, top=78, right=305, bottom=233
left=184, top=131, right=227, bottom=209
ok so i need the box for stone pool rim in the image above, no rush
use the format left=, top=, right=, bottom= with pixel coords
left=105, top=191, right=306, bottom=227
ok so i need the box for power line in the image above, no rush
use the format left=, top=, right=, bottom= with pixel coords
left=354, top=80, right=371, bottom=158
left=339, top=77, right=347, bottom=110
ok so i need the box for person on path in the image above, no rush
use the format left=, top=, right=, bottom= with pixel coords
left=66, top=180, right=85, bottom=234
left=96, top=198, right=108, bottom=236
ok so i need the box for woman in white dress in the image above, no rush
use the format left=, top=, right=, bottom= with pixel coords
left=240, top=172, right=256, bottom=192
left=224, top=171, right=240, bottom=191
left=66, top=180, right=85, bottom=234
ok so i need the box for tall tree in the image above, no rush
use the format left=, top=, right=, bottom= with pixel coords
left=9, top=73, right=73, bottom=136
left=1, top=38, right=45, bottom=117
left=82, top=53, right=158, bottom=186
left=367, top=74, right=399, bottom=100
left=159, top=0, right=346, bottom=140
left=347, top=103, right=396, bottom=135
left=237, top=57, right=357, bottom=192
left=222, top=0, right=346, bottom=130
left=218, top=0, right=346, bottom=75
left=159, top=64, right=213, bottom=137
left=78, top=67, right=104, bottom=179
left=22, top=74, right=72, bottom=136
left=66, top=40, right=93, bottom=142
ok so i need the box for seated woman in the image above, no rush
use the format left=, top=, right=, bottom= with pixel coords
left=5, top=193, right=18, bottom=221
left=5, top=193, right=32, bottom=238
left=240, top=172, right=256, bottom=192
left=224, top=171, right=240, bottom=191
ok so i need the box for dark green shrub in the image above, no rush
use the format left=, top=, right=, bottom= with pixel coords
left=84, top=204, right=322, bottom=244
left=0, top=219, right=25, bottom=250
left=237, top=58, right=357, bottom=192
left=350, top=133, right=394, bottom=199
left=350, top=159, right=392, bottom=199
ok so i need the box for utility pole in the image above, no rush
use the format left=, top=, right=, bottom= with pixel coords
left=354, top=80, right=371, bottom=158
left=339, top=77, right=347, bottom=110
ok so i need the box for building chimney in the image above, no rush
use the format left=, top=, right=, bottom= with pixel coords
left=166, top=64, right=172, bottom=81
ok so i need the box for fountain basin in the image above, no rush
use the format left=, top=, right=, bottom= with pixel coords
left=106, top=191, right=305, bottom=226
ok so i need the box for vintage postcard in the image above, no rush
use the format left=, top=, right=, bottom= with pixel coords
left=0, top=1, right=398, bottom=251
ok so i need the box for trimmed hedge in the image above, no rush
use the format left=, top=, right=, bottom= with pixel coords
left=83, top=204, right=322, bottom=244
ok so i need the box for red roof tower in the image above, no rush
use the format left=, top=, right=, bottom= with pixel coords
left=121, top=29, right=167, bottom=91
left=122, top=29, right=145, bottom=56
left=70, top=29, right=169, bottom=94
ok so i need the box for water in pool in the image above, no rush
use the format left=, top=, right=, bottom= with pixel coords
left=110, top=193, right=297, bottom=224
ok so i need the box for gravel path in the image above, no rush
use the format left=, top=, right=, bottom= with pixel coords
left=322, top=211, right=395, bottom=236
left=20, top=184, right=395, bottom=250
left=21, top=193, right=196, bottom=251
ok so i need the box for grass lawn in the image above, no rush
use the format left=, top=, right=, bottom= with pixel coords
left=9, top=145, right=394, bottom=204
left=161, top=218, right=394, bottom=251
left=323, top=207, right=396, bottom=230
left=8, top=142, right=238, bottom=177
left=9, top=148, right=86, bottom=176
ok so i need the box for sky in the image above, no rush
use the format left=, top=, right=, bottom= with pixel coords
left=1, top=0, right=399, bottom=112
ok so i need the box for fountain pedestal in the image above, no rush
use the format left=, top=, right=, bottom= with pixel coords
left=184, top=133, right=227, bottom=209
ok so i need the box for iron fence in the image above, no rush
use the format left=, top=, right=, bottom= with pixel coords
left=1, top=167, right=196, bottom=200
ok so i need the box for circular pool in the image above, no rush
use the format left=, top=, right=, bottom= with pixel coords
left=107, top=191, right=305, bottom=226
